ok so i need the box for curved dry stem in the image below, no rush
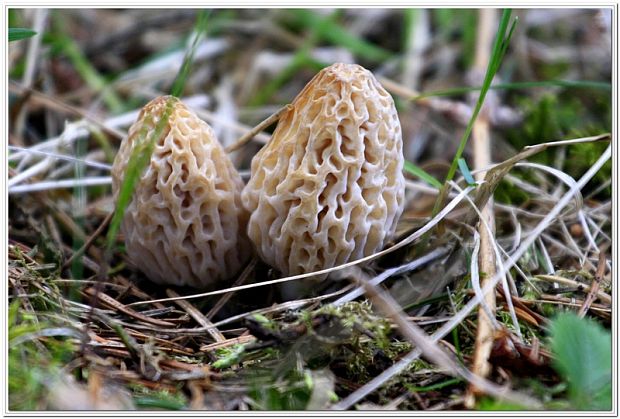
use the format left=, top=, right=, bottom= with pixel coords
left=125, top=185, right=476, bottom=307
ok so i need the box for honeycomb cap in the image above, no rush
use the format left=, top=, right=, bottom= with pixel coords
left=242, top=63, right=405, bottom=276
left=111, top=96, right=252, bottom=288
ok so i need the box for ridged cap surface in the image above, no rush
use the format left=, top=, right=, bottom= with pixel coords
left=242, top=63, right=405, bottom=276
left=111, top=96, right=251, bottom=288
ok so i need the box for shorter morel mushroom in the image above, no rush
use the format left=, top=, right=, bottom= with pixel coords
left=111, top=96, right=251, bottom=288
left=242, top=63, right=405, bottom=278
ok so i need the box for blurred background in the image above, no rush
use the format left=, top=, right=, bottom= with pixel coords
left=8, top=8, right=612, bottom=175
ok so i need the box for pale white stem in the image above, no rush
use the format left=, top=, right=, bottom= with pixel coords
left=8, top=157, right=53, bottom=188
left=8, top=146, right=112, bottom=171
left=9, top=177, right=112, bottom=194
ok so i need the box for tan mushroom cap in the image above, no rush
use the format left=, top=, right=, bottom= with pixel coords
left=111, top=96, right=252, bottom=288
left=242, top=63, right=405, bottom=276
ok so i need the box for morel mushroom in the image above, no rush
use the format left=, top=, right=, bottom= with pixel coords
left=242, top=63, right=405, bottom=277
left=111, top=96, right=251, bottom=288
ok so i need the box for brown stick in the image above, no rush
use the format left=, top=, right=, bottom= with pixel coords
left=578, top=251, right=607, bottom=317
left=466, top=8, right=499, bottom=408
left=379, top=77, right=473, bottom=125
left=224, top=104, right=292, bottom=153
left=206, top=257, right=256, bottom=320
left=62, top=211, right=113, bottom=270
left=166, top=288, right=226, bottom=343
left=200, top=334, right=256, bottom=352
left=83, top=287, right=175, bottom=328
left=535, top=274, right=611, bottom=304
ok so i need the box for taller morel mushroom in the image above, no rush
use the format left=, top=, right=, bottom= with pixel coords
left=111, top=96, right=252, bottom=288
left=242, top=63, right=405, bottom=277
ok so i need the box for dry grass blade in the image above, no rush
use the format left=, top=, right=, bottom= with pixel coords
left=9, top=81, right=126, bottom=139
left=14, top=10, right=49, bottom=138
left=577, top=251, right=608, bottom=317
left=464, top=133, right=610, bottom=227
left=453, top=181, right=521, bottom=338
left=333, top=247, right=449, bottom=306
left=124, top=185, right=476, bottom=307
left=338, top=267, right=542, bottom=409
left=466, top=9, right=499, bottom=407
left=62, top=212, right=113, bottom=270
left=535, top=274, right=611, bottom=305
left=166, top=289, right=226, bottom=343
left=333, top=143, right=610, bottom=410
left=206, top=258, right=257, bottom=320
left=82, top=288, right=174, bottom=328
left=9, top=177, right=112, bottom=194
left=224, top=103, right=293, bottom=153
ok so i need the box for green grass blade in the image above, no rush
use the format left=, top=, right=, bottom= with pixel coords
left=430, top=9, right=517, bottom=219
left=105, top=97, right=176, bottom=252
left=288, top=9, right=393, bottom=62
left=106, top=11, right=211, bottom=253
left=403, top=160, right=442, bottom=189
left=51, top=33, right=123, bottom=113
left=401, top=9, right=418, bottom=52
left=461, top=10, right=478, bottom=69
left=457, top=158, right=476, bottom=186
left=249, top=47, right=319, bottom=107
left=249, top=11, right=335, bottom=107
left=71, top=138, right=87, bottom=284
left=8, top=28, right=37, bottom=42
left=406, top=377, right=463, bottom=392
left=170, top=10, right=211, bottom=97
left=497, top=16, right=518, bottom=66
left=133, top=397, right=186, bottom=410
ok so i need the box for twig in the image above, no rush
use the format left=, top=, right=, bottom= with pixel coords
left=577, top=251, right=607, bottom=317
left=200, top=334, right=256, bottom=352
left=83, top=287, right=175, bottom=328
left=337, top=267, right=542, bottom=409
left=535, top=295, right=611, bottom=315
left=466, top=8, right=499, bottom=408
left=197, top=109, right=271, bottom=145
left=379, top=76, right=472, bottom=125
left=534, top=274, right=611, bottom=305
left=166, top=288, right=226, bottom=343
left=206, top=258, right=257, bottom=320
left=91, top=310, right=141, bottom=360
left=224, top=103, right=292, bottom=153
left=62, top=211, right=113, bottom=270
left=188, top=380, right=206, bottom=410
